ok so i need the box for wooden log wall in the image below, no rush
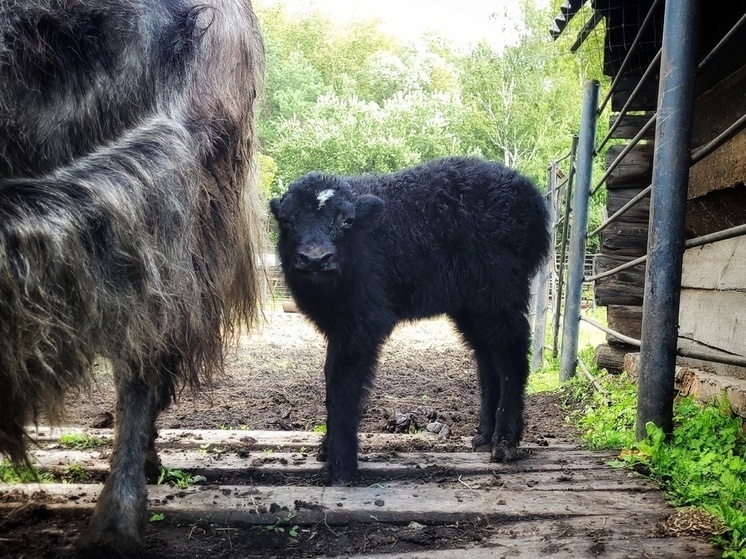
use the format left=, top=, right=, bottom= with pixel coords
left=593, top=97, right=655, bottom=372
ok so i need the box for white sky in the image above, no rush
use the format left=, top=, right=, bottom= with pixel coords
left=258, top=0, right=531, bottom=51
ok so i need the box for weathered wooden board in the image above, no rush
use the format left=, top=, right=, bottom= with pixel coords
left=1, top=428, right=722, bottom=559
left=605, top=144, right=653, bottom=189
left=601, top=221, right=649, bottom=256
left=0, top=482, right=675, bottom=524
left=689, top=129, right=746, bottom=198
left=681, top=235, right=746, bottom=290
left=594, top=255, right=645, bottom=306
left=686, top=185, right=746, bottom=237
left=28, top=448, right=622, bottom=478
left=607, top=187, right=651, bottom=223
left=610, top=76, right=659, bottom=113
left=608, top=113, right=656, bottom=141
left=691, top=64, right=746, bottom=148
left=679, top=289, right=746, bottom=358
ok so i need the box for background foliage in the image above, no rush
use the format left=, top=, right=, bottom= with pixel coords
left=256, top=1, right=609, bottom=248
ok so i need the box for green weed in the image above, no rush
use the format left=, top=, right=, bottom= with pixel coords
left=0, top=461, right=54, bottom=483
left=61, top=463, right=86, bottom=483
left=59, top=433, right=107, bottom=450
left=157, top=467, right=194, bottom=489
left=267, top=512, right=299, bottom=537
left=568, top=368, right=746, bottom=558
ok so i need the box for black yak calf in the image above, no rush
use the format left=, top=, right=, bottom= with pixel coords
left=0, top=0, right=263, bottom=555
left=271, top=157, right=550, bottom=484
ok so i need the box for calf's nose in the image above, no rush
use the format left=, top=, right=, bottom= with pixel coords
left=296, top=246, right=334, bottom=271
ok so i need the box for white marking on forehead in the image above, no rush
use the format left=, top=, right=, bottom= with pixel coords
left=316, top=188, right=335, bottom=209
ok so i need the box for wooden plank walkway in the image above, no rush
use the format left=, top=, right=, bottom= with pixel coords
left=1, top=428, right=722, bottom=558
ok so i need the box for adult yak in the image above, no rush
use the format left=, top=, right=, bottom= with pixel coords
left=0, top=0, right=264, bottom=555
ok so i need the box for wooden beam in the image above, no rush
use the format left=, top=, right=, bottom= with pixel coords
left=610, top=76, right=659, bottom=113
left=608, top=114, right=656, bottom=141
left=686, top=185, right=746, bottom=238
left=607, top=304, right=643, bottom=341
left=689, top=128, right=746, bottom=198
left=681, top=235, right=746, bottom=290
left=594, top=344, right=632, bottom=372
left=601, top=221, right=649, bottom=256
left=607, top=188, right=650, bottom=223
left=679, top=289, right=746, bottom=357
left=605, top=144, right=653, bottom=189
left=594, top=254, right=645, bottom=306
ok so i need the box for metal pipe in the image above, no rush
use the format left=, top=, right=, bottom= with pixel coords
left=531, top=165, right=556, bottom=372
left=677, top=346, right=746, bottom=369
left=580, top=315, right=641, bottom=347
left=597, top=0, right=664, bottom=115
left=592, top=113, right=657, bottom=196
left=585, top=254, right=647, bottom=282
left=560, top=82, right=599, bottom=382
left=580, top=316, right=746, bottom=368
left=637, top=0, right=700, bottom=440
left=552, top=135, right=579, bottom=358
left=685, top=223, right=746, bottom=249
left=586, top=223, right=746, bottom=283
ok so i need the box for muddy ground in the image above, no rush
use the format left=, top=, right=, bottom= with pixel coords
left=1, top=310, right=586, bottom=558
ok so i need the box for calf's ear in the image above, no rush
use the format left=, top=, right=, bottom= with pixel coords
left=355, top=195, right=385, bottom=229
left=269, top=198, right=281, bottom=221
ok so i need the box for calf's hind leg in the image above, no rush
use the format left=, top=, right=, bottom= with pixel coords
left=454, top=311, right=531, bottom=462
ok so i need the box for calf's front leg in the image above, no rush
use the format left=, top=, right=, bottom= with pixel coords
left=321, top=339, right=381, bottom=485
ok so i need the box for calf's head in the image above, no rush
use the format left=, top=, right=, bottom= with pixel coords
left=270, top=173, right=384, bottom=285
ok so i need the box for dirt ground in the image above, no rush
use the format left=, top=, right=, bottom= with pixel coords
left=1, top=310, right=584, bottom=558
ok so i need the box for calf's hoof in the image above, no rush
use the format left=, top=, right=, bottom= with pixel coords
left=320, top=462, right=356, bottom=486
left=490, top=438, right=519, bottom=463
left=471, top=432, right=492, bottom=452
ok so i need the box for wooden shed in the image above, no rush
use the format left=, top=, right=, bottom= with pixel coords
left=552, top=1, right=746, bottom=416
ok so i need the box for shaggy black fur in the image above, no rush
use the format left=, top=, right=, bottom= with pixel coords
left=0, top=0, right=264, bottom=555
left=271, top=156, right=550, bottom=484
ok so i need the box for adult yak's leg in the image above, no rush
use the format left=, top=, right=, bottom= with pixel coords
left=321, top=323, right=393, bottom=485
left=78, top=361, right=164, bottom=557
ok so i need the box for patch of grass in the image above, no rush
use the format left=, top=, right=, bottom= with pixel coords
left=0, top=461, right=54, bottom=483
left=564, top=366, right=746, bottom=558
left=59, top=433, right=107, bottom=450
left=311, top=423, right=327, bottom=434
left=617, top=397, right=746, bottom=558
left=150, top=513, right=166, bottom=522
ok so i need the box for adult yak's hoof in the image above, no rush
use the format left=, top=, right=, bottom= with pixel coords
left=76, top=531, right=143, bottom=559
left=490, top=438, right=520, bottom=463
